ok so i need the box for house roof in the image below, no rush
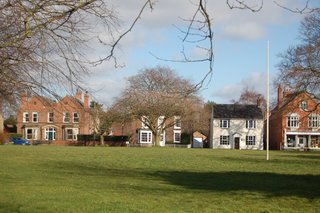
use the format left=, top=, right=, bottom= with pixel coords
left=213, top=104, right=263, bottom=119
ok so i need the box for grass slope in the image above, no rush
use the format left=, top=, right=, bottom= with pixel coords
left=0, top=146, right=319, bottom=213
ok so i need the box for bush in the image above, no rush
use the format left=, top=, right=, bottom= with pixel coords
left=8, top=133, right=22, bottom=138
left=0, top=133, right=9, bottom=145
left=181, top=133, right=191, bottom=144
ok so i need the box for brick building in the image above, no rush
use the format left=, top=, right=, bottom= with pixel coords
left=110, top=116, right=182, bottom=146
left=269, top=86, right=320, bottom=150
left=16, top=90, right=93, bottom=145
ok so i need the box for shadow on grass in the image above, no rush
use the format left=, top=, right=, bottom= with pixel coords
left=45, top=161, right=320, bottom=200
left=150, top=170, right=320, bottom=199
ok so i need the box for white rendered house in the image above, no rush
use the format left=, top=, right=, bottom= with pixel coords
left=210, top=104, right=264, bottom=150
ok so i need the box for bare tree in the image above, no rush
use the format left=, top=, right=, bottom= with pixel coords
left=277, top=10, right=320, bottom=99
left=232, top=87, right=266, bottom=112
left=112, top=66, right=198, bottom=146
left=0, top=0, right=118, bottom=106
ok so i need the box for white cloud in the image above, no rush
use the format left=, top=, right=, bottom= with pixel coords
left=221, top=22, right=265, bottom=40
left=213, top=71, right=267, bottom=102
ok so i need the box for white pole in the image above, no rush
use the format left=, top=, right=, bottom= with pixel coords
left=266, top=41, right=270, bottom=160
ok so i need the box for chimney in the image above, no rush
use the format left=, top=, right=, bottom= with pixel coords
left=257, top=96, right=262, bottom=107
left=284, top=88, right=292, bottom=97
left=20, top=91, right=28, bottom=106
left=277, top=85, right=283, bottom=108
left=75, top=89, right=82, bottom=101
left=84, top=91, right=89, bottom=108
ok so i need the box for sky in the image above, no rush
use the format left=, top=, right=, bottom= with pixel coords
left=84, top=0, right=319, bottom=106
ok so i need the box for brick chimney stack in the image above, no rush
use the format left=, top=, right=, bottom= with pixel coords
left=75, top=89, right=82, bottom=101
left=277, top=85, right=283, bottom=108
left=84, top=91, right=89, bottom=108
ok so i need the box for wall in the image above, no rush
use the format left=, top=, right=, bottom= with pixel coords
left=212, top=118, right=264, bottom=150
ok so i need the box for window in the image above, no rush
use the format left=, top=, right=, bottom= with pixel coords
left=300, top=101, right=308, bottom=110
left=158, top=116, right=165, bottom=129
left=32, top=112, right=38, bottom=123
left=220, top=136, right=230, bottom=145
left=287, top=114, right=299, bottom=128
left=63, top=112, right=70, bottom=123
left=48, top=112, right=54, bottom=123
left=140, top=130, right=152, bottom=143
left=246, top=120, right=256, bottom=129
left=23, top=112, right=29, bottom=123
left=246, top=136, right=256, bottom=145
left=309, top=115, right=319, bottom=128
left=73, top=112, right=79, bottom=123
left=45, top=127, right=56, bottom=140
left=174, top=130, right=181, bottom=143
left=141, top=116, right=149, bottom=129
left=26, top=128, right=37, bottom=140
left=66, top=128, right=78, bottom=140
left=220, top=120, right=230, bottom=128
left=174, top=116, right=181, bottom=129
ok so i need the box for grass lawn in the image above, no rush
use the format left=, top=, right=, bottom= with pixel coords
left=0, top=146, right=319, bottom=213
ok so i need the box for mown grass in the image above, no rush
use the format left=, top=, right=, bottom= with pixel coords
left=0, top=146, right=319, bottom=213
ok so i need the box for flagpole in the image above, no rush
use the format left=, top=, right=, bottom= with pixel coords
left=266, top=41, right=270, bottom=161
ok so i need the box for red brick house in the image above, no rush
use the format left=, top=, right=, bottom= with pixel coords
left=269, top=85, right=320, bottom=150
left=110, top=116, right=183, bottom=146
left=16, top=90, right=93, bottom=145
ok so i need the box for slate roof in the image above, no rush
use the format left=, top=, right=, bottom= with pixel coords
left=213, top=104, right=263, bottom=119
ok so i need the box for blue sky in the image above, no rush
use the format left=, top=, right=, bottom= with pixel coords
left=84, top=0, right=319, bottom=106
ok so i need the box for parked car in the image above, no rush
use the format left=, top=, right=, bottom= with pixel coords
left=10, top=138, right=31, bottom=145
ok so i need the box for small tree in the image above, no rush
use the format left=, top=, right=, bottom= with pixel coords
left=113, top=66, right=198, bottom=146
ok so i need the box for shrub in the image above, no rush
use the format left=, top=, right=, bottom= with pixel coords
left=0, top=133, right=9, bottom=145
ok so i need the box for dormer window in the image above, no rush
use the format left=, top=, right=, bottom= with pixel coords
left=300, top=101, right=308, bottom=110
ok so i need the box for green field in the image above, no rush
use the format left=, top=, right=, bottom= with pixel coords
left=0, top=146, right=319, bottom=213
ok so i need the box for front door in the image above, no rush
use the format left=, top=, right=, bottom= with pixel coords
left=298, top=136, right=306, bottom=147
left=234, top=137, right=240, bottom=149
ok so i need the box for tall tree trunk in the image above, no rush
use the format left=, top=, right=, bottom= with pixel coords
left=100, top=134, right=105, bottom=146
left=154, top=133, right=161, bottom=147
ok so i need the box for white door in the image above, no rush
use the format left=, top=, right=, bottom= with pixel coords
left=159, top=131, right=166, bottom=147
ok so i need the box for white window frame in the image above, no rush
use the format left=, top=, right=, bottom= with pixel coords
left=246, top=120, right=256, bottom=129
left=63, top=112, right=70, bottom=123
left=174, top=116, right=181, bottom=129
left=45, top=127, right=56, bottom=141
left=23, top=112, right=29, bottom=123
left=287, top=114, right=299, bottom=128
left=309, top=114, right=319, bottom=128
left=32, top=112, right=38, bottom=123
left=300, top=101, right=308, bottom=110
left=220, top=135, right=230, bottom=145
left=220, top=120, right=230, bottom=128
left=25, top=128, right=38, bottom=140
left=48, top=112, right=54, bottom=123
left=158, top=116, right=165, bottom=130
left=73, top=112, right=79, bottom=123
left=141, top=116, right=149, bottom=129
left=139, top=130, right=152, bottom=143
left=65, top=128, right=79, bottom=141
left=246, top=136, right=256, bottom=145
left=174, top=130, right=181, bottom=143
